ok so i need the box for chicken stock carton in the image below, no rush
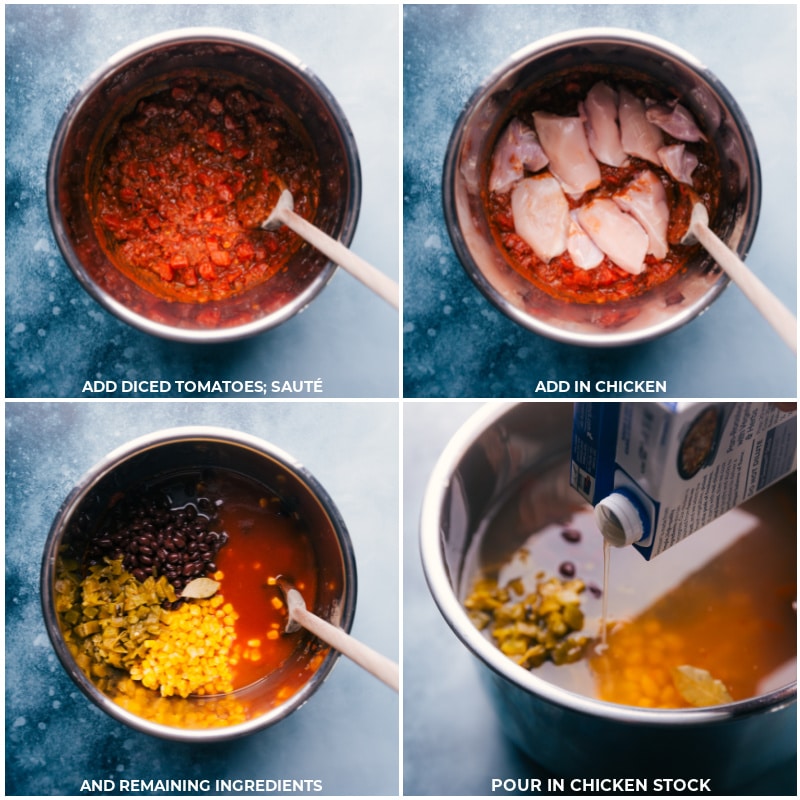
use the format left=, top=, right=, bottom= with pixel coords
left=570, top=402, right=797, bottom=560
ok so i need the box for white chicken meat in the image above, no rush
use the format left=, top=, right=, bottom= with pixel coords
left=576, top=198, right=649, bottom=275
left=488, top=118, right=550, bottom=194
left=532, top=111, right=602, bottom=195
left=567, top=211, right=605, bottom=270
left=581, top=81, right=628, bottom=167
left=510, top=174, right=570, bottom=263
left=658, top=144, right=699, bottom=186
left=618, top=87, right=664, bottom=164
left=645, top=101, right=707, bottom=142
left=613, top=170, right=669, bottom=260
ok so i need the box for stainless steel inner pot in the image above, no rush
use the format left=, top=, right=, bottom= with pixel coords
left=41, top=427, right=356, bottom=742
left=47, top=28, right=361, bottom=342
left=443, top=29, right=762, bottom=347
left=420, top=403, right=795, bottom=788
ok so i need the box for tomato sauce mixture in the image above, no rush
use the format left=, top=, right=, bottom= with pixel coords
left=90, top=75, right=320, bottom=304
left=212, top=474, right=322, bottom=690
left=485, top=71, right=721, bottom=304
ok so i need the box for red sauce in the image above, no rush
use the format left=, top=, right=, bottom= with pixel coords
left=90, top=76, right=320, bottom=304
left=212, top=478, right=321, bottom=690
left=485, top=70, right=721, bottom=304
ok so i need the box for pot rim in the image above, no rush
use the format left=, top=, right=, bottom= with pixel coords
left=46, top=27, right=362, bottom=343
left=40, top=425, right=357, bottom=741
left=419, top=402, right=796, bottom=727
left=442, top=27, right=763, bottom=348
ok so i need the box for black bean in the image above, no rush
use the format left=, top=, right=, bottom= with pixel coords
left=82, top=488, right=229, bottom=601
left=559, top=561, right=576, bottom=578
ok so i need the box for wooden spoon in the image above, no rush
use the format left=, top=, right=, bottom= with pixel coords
left=276, top=577, right=399, bottom=692
left=681, top=200, right=796, bottom=353
left=262, top=189, right=399, bottom=309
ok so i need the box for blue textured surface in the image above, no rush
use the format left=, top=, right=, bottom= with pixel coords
left=403, top=4, right=797, bottom=398
left=6, top=4, right=399, bottom=399
left=6, top=402, right=398, bottom=795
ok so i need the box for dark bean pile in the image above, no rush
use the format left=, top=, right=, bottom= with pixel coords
left=85, top=491, right=229, bottom=598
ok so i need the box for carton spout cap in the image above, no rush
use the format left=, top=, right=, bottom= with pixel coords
left=594, top=490, right=647, bottom=547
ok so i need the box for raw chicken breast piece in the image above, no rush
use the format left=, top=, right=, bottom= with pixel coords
left=576, top=198, right=649, bottom=275
left=533, top=111, right=602, bottom=195
left=489, top=118, right=550, bottom=194
left=645, top=101, right=707, bottom=142
left=567, top=211, right=605, bottom=270
left=618, top=87, right=664, bottom=164
left=613, top=170, right=669, bottom=259
left=582, top=82, right=628, bottom=167
left=510, top=174, right=570, bottom=262
left=658, top=144, right=699, bottom=186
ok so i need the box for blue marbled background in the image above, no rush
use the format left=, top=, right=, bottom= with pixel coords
left=403, top=4, right=796, bottom=398
left=6, top=402, right=398, bottom=795
left=6, top=4, right=399, bottom=399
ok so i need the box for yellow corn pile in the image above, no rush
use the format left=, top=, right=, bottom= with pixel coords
left=130, top=595, right=238, bottom=698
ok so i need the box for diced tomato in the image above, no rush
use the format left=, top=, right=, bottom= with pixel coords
left=153, top=262, right=174, bottom=281
left=100, top=213, right=125, bottom=231
left=216, top=182, right=235, bottom=203
left=199, top=261, right=218, bottom=280
left=119, top=187, right=137, bottom=204
left=206, top=131, right=226, bottom=152
left=209, top=249, right=232, bottom=267
left=236, top=242, right=255, bottom=261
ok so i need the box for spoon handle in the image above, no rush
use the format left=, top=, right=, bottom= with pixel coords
left=278, top=207, right=400, bottom=309
left=692, top=220, right=797, bottom=353
left=292, top=603, right=400, bottom=692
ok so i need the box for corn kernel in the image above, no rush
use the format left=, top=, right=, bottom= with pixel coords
left=131, top=595, right=239, bottom=698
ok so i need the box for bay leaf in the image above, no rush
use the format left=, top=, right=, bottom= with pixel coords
left=671, top=664, right=733, bottom=707
left=181, top=577, right=220, bottom=599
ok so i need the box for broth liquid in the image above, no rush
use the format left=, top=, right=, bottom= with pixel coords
left=466, top=468, right=796, bottom=707
left=211, top=477, right=319, bottom=690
